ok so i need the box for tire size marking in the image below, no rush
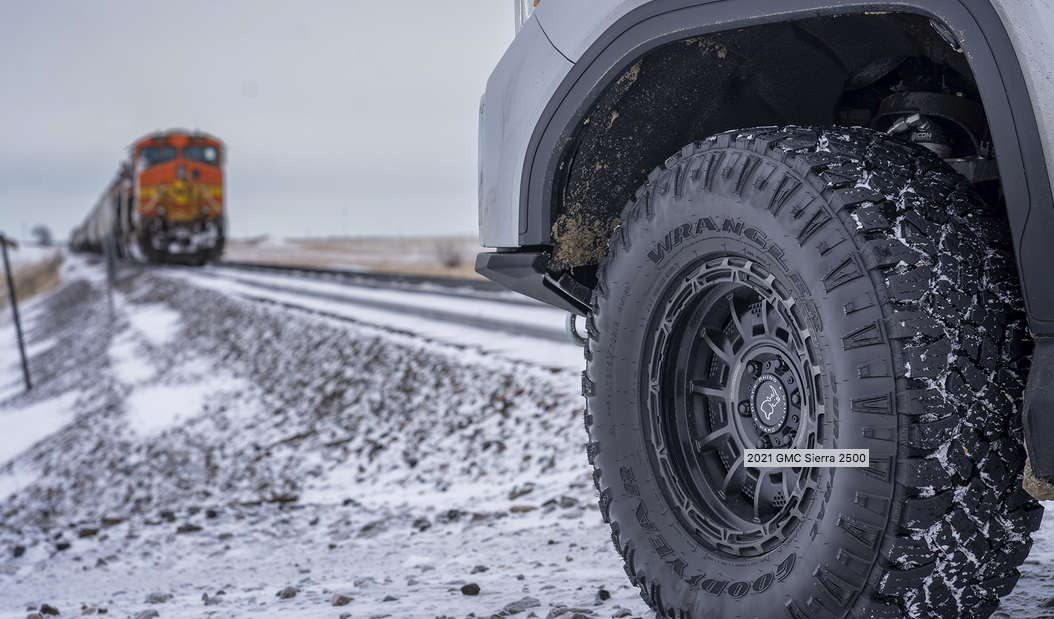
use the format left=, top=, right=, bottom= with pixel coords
left=744, top=449, right=869, bottom=467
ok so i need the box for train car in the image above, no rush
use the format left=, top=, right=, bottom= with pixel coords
left=70, top=130, right=226, bottom=265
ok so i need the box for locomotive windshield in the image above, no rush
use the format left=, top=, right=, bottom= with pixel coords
left=138, top=145, right=176, bottom=166
left=183, top=145, right=220, bottom=165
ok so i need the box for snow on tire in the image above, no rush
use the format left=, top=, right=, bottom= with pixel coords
left=583, top=126, right=1040, bottom=619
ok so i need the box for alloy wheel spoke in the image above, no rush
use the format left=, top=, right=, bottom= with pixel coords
left=697, top=424, right=735, bottom=450
left=720, top=453, right=744, bottom=495
left=752, top=472, right=767, bottom=521
left=701, top=330, right=734, bottom=367
left=690, top=381, right=727, bottom=399
left=727, top=294, right=748, bottom=343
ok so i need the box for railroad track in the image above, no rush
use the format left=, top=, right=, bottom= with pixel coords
left=157, top=260, right=574, bottom=347
left=213, top=260, right=540, bottom=305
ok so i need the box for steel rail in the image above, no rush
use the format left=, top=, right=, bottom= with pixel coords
left=212, top=260, right=544, bottom=306
left=157, top=261, right=569, bottom=343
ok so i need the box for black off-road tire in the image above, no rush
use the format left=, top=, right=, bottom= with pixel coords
left=584, top=126, right=1040, bottom=619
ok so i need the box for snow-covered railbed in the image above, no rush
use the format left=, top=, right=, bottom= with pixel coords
left=164, top=265, right=582, bottom=372
left=0, top=256, right=648, bottom=619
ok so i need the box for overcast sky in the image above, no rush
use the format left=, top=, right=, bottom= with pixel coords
left=0, top=1, right=514, bottom=243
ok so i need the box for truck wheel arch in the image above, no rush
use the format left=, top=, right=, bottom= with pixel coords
left=519, top=0, right=1054, bottom=334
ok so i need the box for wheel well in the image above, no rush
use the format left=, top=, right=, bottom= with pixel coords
left=549, top=11, right=986, bottom=288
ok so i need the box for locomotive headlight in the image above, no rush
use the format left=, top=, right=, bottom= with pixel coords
left=177, top=164, right=186, bottom=179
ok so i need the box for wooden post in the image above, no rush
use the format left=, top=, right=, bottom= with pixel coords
left=0, top=234, right=31, bottom=390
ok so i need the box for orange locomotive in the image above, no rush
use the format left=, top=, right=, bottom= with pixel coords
left=70, top=130, right=226, bottom=264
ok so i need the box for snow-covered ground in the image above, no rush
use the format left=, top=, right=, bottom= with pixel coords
left=0, top=253, right=1052, bottom=619
left=0, top=255, right=651, bottom=619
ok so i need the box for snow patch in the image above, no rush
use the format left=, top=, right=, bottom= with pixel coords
left=108, top=331, right=155, bottom=384
left=0, top=461, right=38, bottom=502
left=0, top=390, right=79, bottom=464
left=126, top=302, right=182, bottom=347
left=124, top=371, right=248, bottom=437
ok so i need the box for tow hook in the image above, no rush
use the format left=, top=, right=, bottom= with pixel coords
left=566, top=313, right=588, bottom=347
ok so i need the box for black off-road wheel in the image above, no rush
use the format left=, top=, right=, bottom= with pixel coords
left=584, top=127, right=1041, bottom=619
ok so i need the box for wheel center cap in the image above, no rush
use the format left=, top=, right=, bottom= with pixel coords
left=751, top=374, right=788, bottom=433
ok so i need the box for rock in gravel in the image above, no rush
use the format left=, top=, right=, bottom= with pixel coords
left=133, top=610, right=160, bottom=619
left=503, top=597, right=541, bottom=614
left=594, top=588, right=611, bottom=604
left=359, top=520, right=387, bottom=538
left=471, top=565, right=489, bottom=574
left=276, top=586, right=297, bottom=599
left=145, top=593, right=172, bottom=604
left=205, top=595, right=225, bottom=606
left=331, top=593, right=353, bottom=606
left=382, top=595, right=399, bottom=602
left=559, top=496, right=578, bottom=508
left=27, top=614, right=43, bottom=619
left=78, top=527, right=99, bottom=538
left=12, top=545, right=25, bottom=558
left=176, top=523, right=202, bottom=534
left=40, top=604, right=60, bottom=616
left=510, top=505, right=537, bottom=513
left=1040, top=596, right=1054, bottom=608
left=437, top=509, right=464, bottom=523
left=547, top=607, right=594, bottom=618
left=461, top=583, right=481, bottom=595
left=509, top=484, right=534, bottom=500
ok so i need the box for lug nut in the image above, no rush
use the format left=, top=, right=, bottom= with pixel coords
left=756, top=439, right=766, bottom=448
left=746, top=363, right=756, bottom=375
left=791, top=393, right=800, bottom=406
left=738, top=401, right=750, bottom=416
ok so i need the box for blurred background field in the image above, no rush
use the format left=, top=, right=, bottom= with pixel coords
left=0, top=245, right=62, bottom=313
left=223, top=234, right=486, bottom=279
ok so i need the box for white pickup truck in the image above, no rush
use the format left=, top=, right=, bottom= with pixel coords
left=477, top=2, right=1054, bottom=618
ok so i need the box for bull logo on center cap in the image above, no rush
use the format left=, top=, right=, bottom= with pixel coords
left=750, top=374, right=788, bottom=433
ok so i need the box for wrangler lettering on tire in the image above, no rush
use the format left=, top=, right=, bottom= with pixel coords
left=584, top=127, right=1038, bottom=619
